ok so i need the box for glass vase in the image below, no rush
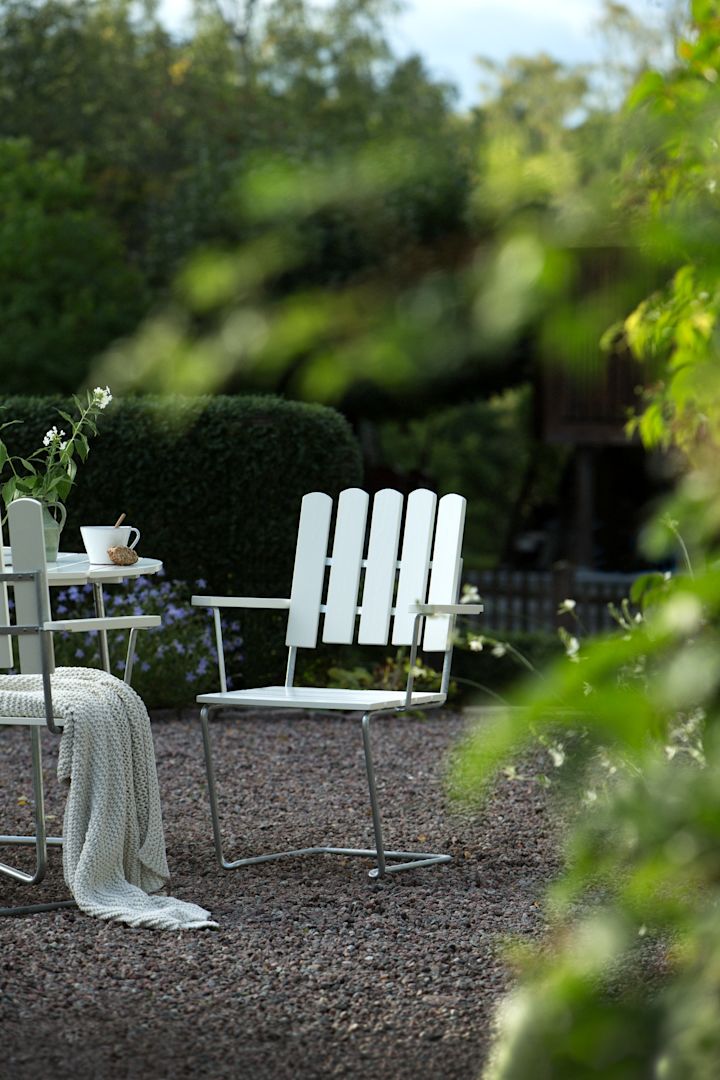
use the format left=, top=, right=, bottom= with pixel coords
left=41, top=500, right=67, bottom=562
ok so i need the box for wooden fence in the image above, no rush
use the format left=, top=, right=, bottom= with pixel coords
left=466, top=564, right=639, bottom=635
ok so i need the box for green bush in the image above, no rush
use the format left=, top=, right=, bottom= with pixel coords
left=377, top=389, right=568, bottom=569
left=1, top=394, right=363, bottom=687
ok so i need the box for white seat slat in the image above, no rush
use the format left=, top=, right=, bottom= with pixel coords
left=0, top=518, right=12, bottom=669
left=286, top=492, right=333, bottom=649
left=392, top=489, right=437, bottom=646
left=358, top=489, right=403, bottom=645
left=9, top=499, right=53, bottom=676
left=323, top=488, right=369, bottom=644
left=423, top=494, right=466, bottom=651
left=197, top=686, right=444, bottom=712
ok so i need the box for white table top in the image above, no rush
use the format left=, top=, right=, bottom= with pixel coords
left=2, top=548, right=163, bottom=586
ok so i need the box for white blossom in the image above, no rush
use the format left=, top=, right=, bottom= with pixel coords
left=491, top=643, right=507, bottom=658
left=468, top=636, right=484, bottom=652
left=42, top=426, right=66, bottom=447
left=558, top=598, right=576, bottom=613
left=565, top=635, right=580, bottom=658
left=548, top=744, right=565, bottom=768
left=92, top=385, right=113, bottom=409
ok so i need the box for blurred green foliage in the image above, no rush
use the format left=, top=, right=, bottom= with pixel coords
left=452, top=7, right=720, bottom=1076
left=377, top=388, right=568, bottom=567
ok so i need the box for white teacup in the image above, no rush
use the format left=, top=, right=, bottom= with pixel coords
left=81, top=525, right=140, bottom=565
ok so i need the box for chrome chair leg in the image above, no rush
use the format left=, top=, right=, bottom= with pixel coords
left=200, top=706, right=451, bottom=878
left=0, top=727, right=76, bottom=916
left=361, top=713, right=387, bottom=878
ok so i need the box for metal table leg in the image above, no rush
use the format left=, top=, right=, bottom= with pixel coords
left=92, top=582, right=111, bottom=673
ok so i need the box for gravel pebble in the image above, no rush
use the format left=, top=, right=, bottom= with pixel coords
left=0, top=708, right=560, bottom=1079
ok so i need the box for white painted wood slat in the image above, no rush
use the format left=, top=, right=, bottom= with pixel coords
left=358, top=489, right=403, bottom=645
left=423, top=494, right=466, bottom=652
left=323, top=488, right=369, bottom=644
left=286, top=492, right=333, bottom=648
left=0, top=521, right=12, bottom=669
left=392, top=489, right=437, bottom=646
left=8, top=498, right=54, bottom=675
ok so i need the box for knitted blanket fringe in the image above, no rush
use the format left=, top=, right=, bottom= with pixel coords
left=1, top=668, right=217, bottom=930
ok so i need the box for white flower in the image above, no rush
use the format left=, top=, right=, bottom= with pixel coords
left=548, top=744, right=565, bottom=768
left=461, top=584, right=481, bottom=604
left=565, top=636, right=580, bottom=658
left=557, top=598, right=576, bottom=613
left=93, top=385, right=113, bottom=409
left=42, top=426, right=66, bottom=447
left=491, top=643, right=507, bottom=658
left=469, top=636, right=484, bottom=652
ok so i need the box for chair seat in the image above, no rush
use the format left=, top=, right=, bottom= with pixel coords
left=196, top=686, right=446, bottom=712
left=0, top=713, right=66, bottom=727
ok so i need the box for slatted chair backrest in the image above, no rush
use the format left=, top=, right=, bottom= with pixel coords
left=285, top=488, right=466, bottom=654
left=0, top=515, right=13, bottom=669
left=7, top=499, right=55, bottom=676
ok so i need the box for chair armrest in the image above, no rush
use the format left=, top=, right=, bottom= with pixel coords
left=408, top=604, right=483, bottom=616
left=43, top=615, right=161, bottom=633
left=191, top=595, right=291, bottom=610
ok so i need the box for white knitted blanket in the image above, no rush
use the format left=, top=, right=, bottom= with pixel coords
left=0, top=667, right=217, bottom=930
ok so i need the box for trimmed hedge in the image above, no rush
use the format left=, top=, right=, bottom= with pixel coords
left=1, top=395, right=363, bottom=687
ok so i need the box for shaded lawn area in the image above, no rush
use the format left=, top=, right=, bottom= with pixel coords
left=0, top=709, right=559, bottom=1079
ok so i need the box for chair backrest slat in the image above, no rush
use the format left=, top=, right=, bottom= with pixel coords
left=392, top=489, right=437, bottom=646
left=322, top=488, right=369, bottom=644
left=423, top=493, right=466, bottom=652
left=286, top=492, right=333, bottom=648
left=358, top=489, right=404, bottom=645
left=0, top=518, right=13, bottom=669
left=8, top=499, right=54, bottom=675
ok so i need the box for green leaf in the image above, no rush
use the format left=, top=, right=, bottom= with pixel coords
left=75, top=433, right=90, bottom=462
left=625, top=70, right=666, bottom=112
left=1, top=477, right=17, bottom=508
left=630, top=573, right=668, bottom=608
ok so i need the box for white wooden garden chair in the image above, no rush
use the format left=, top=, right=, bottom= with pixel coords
left=0, top=498, right=160, bottom=915
left=193, top=487, right=482, bottom=880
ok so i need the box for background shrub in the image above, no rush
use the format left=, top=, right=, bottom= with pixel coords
left=1, top=394, right=363, bottom=686
left=50, top=574, right=244, bottom=710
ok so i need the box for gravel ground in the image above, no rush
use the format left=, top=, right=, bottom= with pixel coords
left=0, top=707, right=560, bottom=1080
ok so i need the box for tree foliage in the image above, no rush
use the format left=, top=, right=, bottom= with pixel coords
left=0, top=138, right=146, bottom=394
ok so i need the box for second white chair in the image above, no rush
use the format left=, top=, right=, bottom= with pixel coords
left=193, top=487, right=482, bottom=880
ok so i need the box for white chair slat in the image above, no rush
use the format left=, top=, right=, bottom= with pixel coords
left=286, top=491, right=333, bottom=648
left=0, top=522, right=13, bottom=669
left=392, top=489, right=437, bottom=646
left=423, top=494, right=466, bottom=651
left=358, top=489, right=403, bottom=645
left=322, top=488, right=369, bottom=644
left=8, top=499, right=54, bottom=676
